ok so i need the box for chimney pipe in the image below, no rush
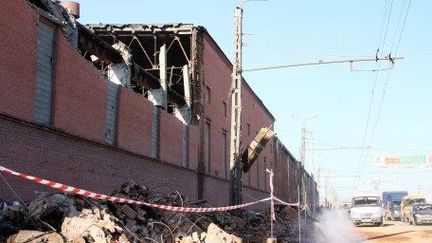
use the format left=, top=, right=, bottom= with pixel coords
left=59, top=1, right=80, bottom=19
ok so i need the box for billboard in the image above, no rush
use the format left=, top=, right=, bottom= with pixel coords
left=375, top=154, right=432, bottom=168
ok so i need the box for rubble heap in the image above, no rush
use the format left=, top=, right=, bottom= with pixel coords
left=0, top=181, right=301, bottom=242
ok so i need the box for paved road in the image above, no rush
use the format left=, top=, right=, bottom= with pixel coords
left=356, top=220, right=432, bottom=242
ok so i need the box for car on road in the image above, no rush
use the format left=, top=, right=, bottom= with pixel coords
left=350, top=194, right=384, bottom=227
left=408, top=203, right=432, bottom=225
left=401, top=194, right=426, bottom=223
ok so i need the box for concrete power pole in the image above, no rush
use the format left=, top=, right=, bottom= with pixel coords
left=299, top=115, right=317, bottom=168
left=229, top=6, right=243, bottom=205
left=300, top=126, right=306, bottom=166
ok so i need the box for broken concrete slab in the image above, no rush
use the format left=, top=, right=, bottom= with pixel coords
left=7, top=230, right=65, bottom=243
left=204, top=223, right=242, bottom=243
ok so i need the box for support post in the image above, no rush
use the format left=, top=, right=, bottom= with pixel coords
left=229, top=6, right=243, bottom=206
left=148, top=44, right=168, bottom=109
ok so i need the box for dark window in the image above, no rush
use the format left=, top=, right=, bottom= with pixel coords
left=264, top=157, right=267, bottom=190
left=223, top=131, right=228, bottom=179
left=206, top=86, right=211, bottom=103
left=223, top=101, right=228, bottom=117
left=256, top=158, right=260, bottom=188
left=34, top=21, right=55, bottom=126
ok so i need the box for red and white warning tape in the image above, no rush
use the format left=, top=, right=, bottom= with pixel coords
left=0, top=165, right=270, bottom=213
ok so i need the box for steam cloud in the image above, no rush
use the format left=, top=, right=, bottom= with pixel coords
left=313, top=209, right=362, bottom=243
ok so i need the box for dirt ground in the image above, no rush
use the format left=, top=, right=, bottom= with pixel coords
left=356, top=220, right=432, bottom=243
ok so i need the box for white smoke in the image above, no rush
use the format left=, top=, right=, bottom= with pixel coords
left=313, top=209, right=362, bottom=243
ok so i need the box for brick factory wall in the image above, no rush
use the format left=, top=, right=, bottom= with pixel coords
left=188, top=125, right=199, bottom=170
left=240, top=85, right=275, bottom=192
left=202, top=34, right=276, bottom=191
left=288, top=156, right=299, bottom=202
left=274, top=146, right=290, bottom=201
left=0, top=0, right=38, bottom=122
left=53, top=37, right=107, bottom=143
left=202, top=176, right=230, bottom=206
left=159, top=112, right=183, bottom=166
left=0, top=117, right=198, bottom=202
left=0, top=1, right=318, bottom=207
left=202, top=35, right=231, bottom=179
left=117, top=88, right=153, bottom=157
left=242, top=186, right=269, bottom=207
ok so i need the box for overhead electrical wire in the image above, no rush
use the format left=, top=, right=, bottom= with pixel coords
left=360, top=0, right=413, bottom=179
left=354, top=0, right=395, bottom=186
left=369, top=0, right=412, bottom=144
left=355, top=0, right=413, bottom=185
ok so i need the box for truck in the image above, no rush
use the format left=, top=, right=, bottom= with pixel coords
left=382, top=191, right=408, bottom=220
left=350, top=193, right=384, bottom=226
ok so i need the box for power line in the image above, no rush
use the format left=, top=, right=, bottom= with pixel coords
left=243, top=56, right=402, bottom=72
left=394, top=0, right=412, bottom=55
left=354, top=0, right=396, bottom=186
left=359, top=0, right=413, bottom=182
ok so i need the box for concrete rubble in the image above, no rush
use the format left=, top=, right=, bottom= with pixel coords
left=0, top=181, right=301, bottom=242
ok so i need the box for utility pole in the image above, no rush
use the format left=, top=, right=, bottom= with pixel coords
left=229, top=6, right=243, bottom=205
left=300, top=126, right=306, bottom=165
left=297, top=115, right=318, bottom=168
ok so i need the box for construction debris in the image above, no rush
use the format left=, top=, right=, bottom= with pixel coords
left=1, top=181, right=303, bottom=243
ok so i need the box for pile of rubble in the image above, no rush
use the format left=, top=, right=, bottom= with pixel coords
left=0, top=181, right=301, bottom=242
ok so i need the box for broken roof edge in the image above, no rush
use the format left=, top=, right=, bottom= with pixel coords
left=84, top=23, right=275, bottom=122
left=85, top=23, right=198, bottom=34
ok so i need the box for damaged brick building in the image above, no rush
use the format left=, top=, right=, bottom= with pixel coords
left=0, top=0, right=318, bottom=210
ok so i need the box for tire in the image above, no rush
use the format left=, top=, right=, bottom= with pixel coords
left=379, top=217, right=384, bottom=227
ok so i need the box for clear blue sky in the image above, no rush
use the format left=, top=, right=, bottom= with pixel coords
left=78, top=0, right=432, bottom=202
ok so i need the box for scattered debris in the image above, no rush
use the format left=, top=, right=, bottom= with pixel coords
left=1, top=181, right=305, bottom=242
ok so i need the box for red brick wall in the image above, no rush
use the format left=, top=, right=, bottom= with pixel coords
left=202, top=35, right=232, bottom=178
left=117, top=88, right=153, bottom=156
left=274, top=145, right=290, bottom=200
left=188, top=125, right=199, bottom=170
left=0, top=1, right=315, bottom=205
left=0, top=117, right=198, bottom=203
left=53, top=37, right=107, bottom=143
left=202, top=35, right=276, bottom=189
left=0, top=0, right=38, bottom=121
left=202, top=176, right=230, bottom=206
left=159, top=112, right=183, bottom=165
left=242, top=186, right=269, bottom=204
left=240, top=85, right=275, bottom=192
left=288, top=156, right=299, bottom=202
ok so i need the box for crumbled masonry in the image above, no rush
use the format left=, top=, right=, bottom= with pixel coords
left=0, top=181, right=311, bottom=242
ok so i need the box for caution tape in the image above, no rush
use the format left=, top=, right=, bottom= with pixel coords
left=0, top=165, right=271, bottom=213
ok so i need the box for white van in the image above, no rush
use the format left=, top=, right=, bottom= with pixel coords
left=350, top=193, right=384, bottom=226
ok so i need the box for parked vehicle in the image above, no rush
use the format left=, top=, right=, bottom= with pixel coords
left=401, top=194, right=426, bottom=223
left=382, top=191, right=407, bottom=220
left=408, top=203, right=432, bottom=225
left=350, top=193, right=384, bottom=226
